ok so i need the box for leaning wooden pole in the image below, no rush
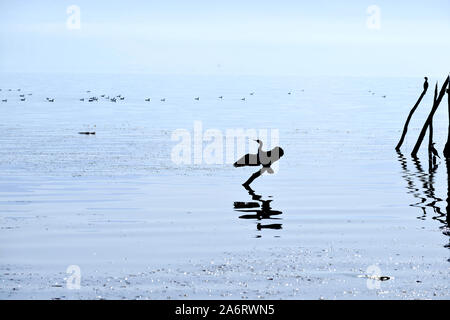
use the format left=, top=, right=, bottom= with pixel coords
left=411, top=76, right=450, bottom=158
left=443, top=81, right=450, bottom=157
left=395, top=85, right=428, bottom=151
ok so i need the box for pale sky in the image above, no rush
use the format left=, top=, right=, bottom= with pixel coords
left=0, top=0, right=449, bottom=76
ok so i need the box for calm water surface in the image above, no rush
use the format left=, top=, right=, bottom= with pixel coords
left=0, top=73, right=448, bottom=299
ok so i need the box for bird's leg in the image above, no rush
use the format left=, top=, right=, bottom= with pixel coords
left=242, top=167, right=273, bottom=187
left=242, top=168, right=263, bottom=187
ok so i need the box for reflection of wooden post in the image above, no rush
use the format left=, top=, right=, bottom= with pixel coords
left=411, top=77, right=450, bottom=158
left=396, top=87, right=428, bottom=151
left=444, top=85, right=450, bottom=157
left=428, top=85, right=438, bottom=160
left=446, top=159, right=450, bottom=227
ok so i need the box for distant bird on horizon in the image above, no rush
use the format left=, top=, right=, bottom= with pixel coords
left=234, top=139, right=284, bottom=186
left=218, top=96, right=223, bottom=99
left=195, top=97, right=200, bottom=100
left=431, top=142, right=440, bottom=159
left=424, top=77, right=429, bottom=91
left=145, top=98, right=151, bottom=101
left=161, top=98, right=166, bottom=102
left=20, top=98, right=26, bottom=101
left=46, top=98, right=54, bottom=102
left=241, top=97, right=246, bottom=101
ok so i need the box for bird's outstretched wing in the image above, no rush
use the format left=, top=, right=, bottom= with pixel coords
left=233, top=153, right=261, bottom=167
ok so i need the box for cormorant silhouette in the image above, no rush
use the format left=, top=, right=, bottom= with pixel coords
left=424, top=77, right=429, bottom=91
left=431, top=142, right=440, bottom=159
left=234, top=140, right=284, bottom=186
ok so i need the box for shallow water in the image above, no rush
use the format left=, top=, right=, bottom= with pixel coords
left=0, top=73, right=449, bottom=299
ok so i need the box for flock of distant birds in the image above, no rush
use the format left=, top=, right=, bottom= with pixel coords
left=0, top=87, right=389, bottom=104
left=0, top=88, right=307, bottom=103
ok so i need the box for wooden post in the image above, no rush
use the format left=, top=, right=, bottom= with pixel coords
left=411, top=76, right=450, bottom=158
left=443, top=82, right=450, bottom=157
left=395, top=84, right=428, bottom=151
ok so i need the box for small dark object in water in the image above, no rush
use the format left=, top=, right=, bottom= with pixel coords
left=194, top=97, right=200, bottom=100
left=145, top=98, right=151, bottom=101
left=2, top=99, right=7, bottom=102
left=288, top=92, right=292, bottom=95
left=20, top=98, right=25, bottom=101
left=241, top=97, right=246, bottom=101
left=218, top=96, right=223, bottom=99
left=250, top=92, right=254, bottom=95
left=78, top=132, right=96, bottom=135
left=160, top=98, right=166, bottom=102
left=80, top=98, right=84, bottom=101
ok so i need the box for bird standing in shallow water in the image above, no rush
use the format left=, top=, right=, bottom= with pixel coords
left=234, top=139, right=284, bottom=186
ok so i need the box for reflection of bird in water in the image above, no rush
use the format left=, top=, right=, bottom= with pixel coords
left=257, top=223, right=282, bottom=230
left=234, top=139, right=284, bottom=186
left=234, top=184, right=283, bottom=231
left=424, top=77, right=429, bottom=91
left=431, top=143, right=440, bottom=159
